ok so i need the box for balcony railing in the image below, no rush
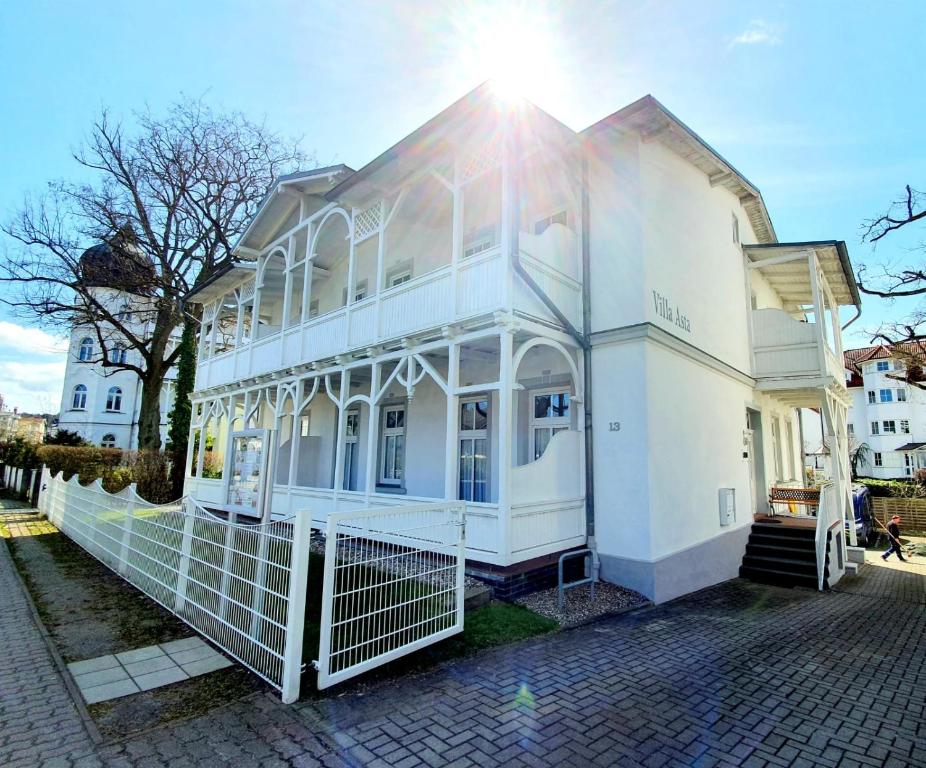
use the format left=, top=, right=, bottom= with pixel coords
left=752, top=308, right=842, bottom=382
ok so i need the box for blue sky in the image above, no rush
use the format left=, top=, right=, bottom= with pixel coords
left=1, top=0, right=924, bottom=412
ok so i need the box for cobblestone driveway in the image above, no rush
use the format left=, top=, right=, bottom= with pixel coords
left=2, top=505, right=924, bottom=767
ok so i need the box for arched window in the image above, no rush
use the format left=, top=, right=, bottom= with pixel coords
left=78, top=338, right=94, bottom=361
left=100, top=433, right=117, bottom=448
left=109, top=346, right=127, bottom=364
left=72, top=384, right=88, bottom=410
left=105, top=386, right=123, bottom=412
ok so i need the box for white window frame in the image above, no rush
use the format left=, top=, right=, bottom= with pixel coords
left=100, top=433, right=117, bottom=448
left=883, top=420, right=896, bottom=434
left=732, top=213, right=740, bottom=244
left=458, top=396, right=490, bottom=503
left=529, top=387, right=571, bottom=462
left=72, top=384, right=88, bottom=410
left=78, top=337, right=94, bottom=362
left=462, top=225, right=496, bottom=259
left=874, top=452, right=883, bottom=467
left=847, top=423, right=855, bottom=435
left=342, top=409, right=360, bottom=491
left=876, top=361, right=890, bottom=371
left=879, top=389, right=893, bottom=403
left=353, top=280, right=368, bottom=303
left=388, top=270, right=412, bottom=289
left=106, top=386, right=123, bottom=412
left=379, top=404, right=406, bottom=487
left=867, top=390, right=876, bottom=404
left=897, top=388, right=907, bottom=402
left=871, top=421, right=879, bottom=435
left=900, top=419, right=910, bottom=434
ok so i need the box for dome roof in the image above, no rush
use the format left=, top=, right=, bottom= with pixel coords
left=79, top=230, right=156, bottom=293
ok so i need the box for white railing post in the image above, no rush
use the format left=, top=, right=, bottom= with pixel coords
left=118, top=487, right=136, bottom=577
left=281, top=510, right=310, bottom=704
left=175, top=502, right=197, bottom=612
left=455, top=503, right=466, bottom=631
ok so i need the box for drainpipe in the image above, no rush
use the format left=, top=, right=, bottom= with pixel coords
left=508, top=135, right=596, bottom=568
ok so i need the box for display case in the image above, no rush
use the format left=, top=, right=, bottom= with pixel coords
left=224, top=429, right=270, bottom=516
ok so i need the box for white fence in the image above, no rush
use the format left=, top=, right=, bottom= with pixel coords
left=315, top=502, right=466, bottom=690
left=39, top=469, right=309, bottom=702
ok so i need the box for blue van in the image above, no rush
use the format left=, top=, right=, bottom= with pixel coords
left=849, top=485, right=874, bottom=546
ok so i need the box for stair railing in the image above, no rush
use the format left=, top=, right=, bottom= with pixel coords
left=814, top=482, right=837, bottom=591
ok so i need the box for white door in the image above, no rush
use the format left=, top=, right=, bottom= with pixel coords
left=744, top=428, right=757, bottom=514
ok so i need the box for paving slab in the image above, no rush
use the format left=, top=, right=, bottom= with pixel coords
left=73, top=665, right=130, bottom=689
left=179, top=653, right=233, bottom=677
left=122, top=654, right=177, bottom=677
left=82, top=678, right=140, bottom=705
left=115, top=645, right=164, bottom=664
left=68, top=655, right=120, bottom=676
left=167, top=644, right=218, bottom=666
left=133, top=665, right=189, bottom=691
left=159, top=636, right=207, bottom=654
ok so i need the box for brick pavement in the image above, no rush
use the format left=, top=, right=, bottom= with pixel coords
left=2, top=498, right=925, bottom=767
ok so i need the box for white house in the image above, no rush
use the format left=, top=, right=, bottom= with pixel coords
left=841, top=344, right=926, bottom=478
left=58, top=240, right=177, bottom=449
left=183, top=85, right=860, bottom=603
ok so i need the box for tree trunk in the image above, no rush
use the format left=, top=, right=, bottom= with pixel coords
left=137, top=366, right=165, bottom=452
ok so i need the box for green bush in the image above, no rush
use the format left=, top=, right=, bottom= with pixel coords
left=856, top=477, right=926, bottom=498
left=0, top=437, right=41, bottom=470
left=36, top=446, right=176, bottom=503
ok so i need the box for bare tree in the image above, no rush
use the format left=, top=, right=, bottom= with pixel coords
left=858, top=184, right=926, bottom=344
left=2, top=99, right=305, bottom=451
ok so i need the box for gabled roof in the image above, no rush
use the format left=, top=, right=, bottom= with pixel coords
left=581, top=95, right=776, bottom=245
left=235, top=164, right=355, bottom=254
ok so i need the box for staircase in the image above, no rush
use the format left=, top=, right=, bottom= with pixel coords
left=739, top=521, right=828, bottom=589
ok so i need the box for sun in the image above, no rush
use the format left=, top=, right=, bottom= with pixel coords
left=454, top=3, right=565, bottom=105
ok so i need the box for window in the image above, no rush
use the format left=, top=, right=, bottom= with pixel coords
left=867, top=391, right=876, bottom=404
left=389, top=271, right=412, bottom=288
left=459, top=398, right=489, bottom=502
left=308, top=300, right=320, bottom=319
left=874, top=452, right=883, bottom=467
left=534, top=210, right=568, bottom=236
left=109, top=346, right=127, bottom=364
left=100, top=434, right=117, bottom=448
left=105, top=386, right=123, bottom=412
left=905, top=454, right=914, bottom=477
left=876, top=361, right=890, bottom=371
left=300, top=415, right=311, bottom=437
left=462, top=226, right=496, bottom=258
left=353, top=281, right=368, bottom=303
left=342, top=410, right=360, bottom=491
left=879, top=389, right=893, bottom=403
left=883, top=420, right=896, bottom=434
left=379, top=405, right=405, bottom=485
left=78, top=337, right=94, bottom=361
left=530, top=390, right=570, bottom=461
left=732, top=213, right=740, bottom=244
left=901, top=420, right=910, bottom=434
left=871, top=421, right=879, bottom=435
left=897, top=388, right=907, bottom=402
left=71, top=384, right=88, bottom=410
left=847, top=423, right=855, bottom=435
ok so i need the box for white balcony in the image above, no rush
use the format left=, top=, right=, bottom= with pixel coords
left=752, top=308, right=844, bottom=383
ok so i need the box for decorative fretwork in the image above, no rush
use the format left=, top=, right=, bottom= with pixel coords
left=238, top=279, right=255, bottom=302
left=353, top=204, right=382, bottom=243
left=461, top=138, right=503, bottom=184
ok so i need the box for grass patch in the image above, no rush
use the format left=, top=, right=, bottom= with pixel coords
left=456, top=602, right=559, bottom=650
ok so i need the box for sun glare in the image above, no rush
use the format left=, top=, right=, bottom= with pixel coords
left=455, top=4, right=565, bottom=105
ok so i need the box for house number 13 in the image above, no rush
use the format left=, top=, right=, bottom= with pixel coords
left=609, top=421, right=621, bottom=432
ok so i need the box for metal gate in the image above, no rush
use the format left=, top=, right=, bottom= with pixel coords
left=40, top=470, right=310, bottom=703
left=314, top=502, right=466, bottom=689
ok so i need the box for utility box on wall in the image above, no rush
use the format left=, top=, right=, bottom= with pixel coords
left=719, top=488, right=736, bottom=526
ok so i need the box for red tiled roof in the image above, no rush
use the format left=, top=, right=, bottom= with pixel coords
left=843, top=341, right=926, bottom=387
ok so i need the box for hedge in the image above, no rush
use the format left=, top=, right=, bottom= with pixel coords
left=856, top=476, right=926, bottom=499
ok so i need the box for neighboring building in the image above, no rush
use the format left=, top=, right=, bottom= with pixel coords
left=841, top=343, right=926, bottom=478
left=0, top=409, right=47, bottom=443
left=57, top=237, right=177, bottom=449
left=183, top=85, right=859, bottom=603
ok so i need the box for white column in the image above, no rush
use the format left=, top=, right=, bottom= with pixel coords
left=373, top=200, right=386, bottom=340
left=497, top=330, right=514, bottom=565
left=332, top=370, right=350, bottom=505
left=444, top=342, right=460, bottom=500
left=365, top=363, right=382, bottom=503
left=301, top=223, right=314, bottom=325
left=450, top=158, right=462, bottom=319
left=808, top=251, right=827, bottom=375
left=281, top=235, right=295, bottom=330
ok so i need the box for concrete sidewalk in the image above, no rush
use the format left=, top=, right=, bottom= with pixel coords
left=1, top=497, right=925, bottom=766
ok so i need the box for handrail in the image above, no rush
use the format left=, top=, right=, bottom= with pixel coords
left=814, top=482, right=836, bottom=591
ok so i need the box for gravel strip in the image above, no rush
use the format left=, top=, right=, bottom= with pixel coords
left=310, top=532, right=484, bottom=590
left=515, top=581, right=649, bottom=627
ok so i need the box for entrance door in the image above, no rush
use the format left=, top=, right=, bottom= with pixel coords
left=744, top=428, right=757, bottom=515
left=746, top=409, right=768, bottom=513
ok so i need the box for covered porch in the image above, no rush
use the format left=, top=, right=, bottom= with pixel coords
left=184, top=322, right=587, bottom=567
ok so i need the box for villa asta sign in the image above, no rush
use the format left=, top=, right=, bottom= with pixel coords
left=652, top=290, right=691, bottom=333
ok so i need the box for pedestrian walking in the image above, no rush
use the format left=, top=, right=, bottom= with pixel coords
left=881, top=515, right=906, bottom=562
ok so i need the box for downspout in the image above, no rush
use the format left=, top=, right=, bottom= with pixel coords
left=508, top=136, right=596, bottom=562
